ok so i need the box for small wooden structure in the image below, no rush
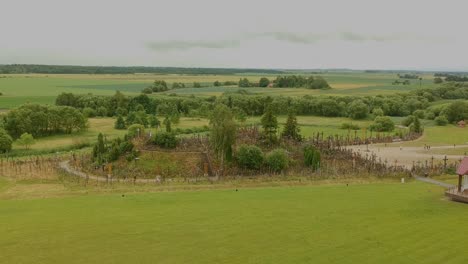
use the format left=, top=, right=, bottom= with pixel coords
left=446, top=157, right=468, bottom=202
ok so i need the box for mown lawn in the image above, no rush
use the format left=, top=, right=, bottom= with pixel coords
left=0, top=182, right=467, bottom=264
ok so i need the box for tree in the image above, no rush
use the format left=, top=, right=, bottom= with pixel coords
left=0, top=129, right=13, bottom=153
left=434, top=77, right=443, bottom=84
left=372, top=108, right=384, bottom=117
left=163, top=116, right=172, bottom=132
left=127, top=124, right=145, bottom=138
left=210, top=104, right=236, bottom=163
left=410, top=116, right=423, bottom=133
left=281, top=111, right=301, bottom=141
left=261, top=106, right=278, bottom=144
left=445, top=101, right=468, bottom=123
left=238, top=78, right=251, bottom=88
left=149, top=115, right=160, bottom=128
left=16, top=132, right=35, bottom=149
left=213, top=80, right=221, bottom=87
left=434, top=115, right=448, bottom=126
left=369, top=116, right=395, bottom=132
left=114, top=115, right=126, bottom=129
left=348, top=100, right=368, bottom=119
left=259, top=77, right=270, bottom=87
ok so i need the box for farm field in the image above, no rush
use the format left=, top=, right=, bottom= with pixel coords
left=0, top=72, right=436, bottom=108
left=0, top=181, right=467, bottom=264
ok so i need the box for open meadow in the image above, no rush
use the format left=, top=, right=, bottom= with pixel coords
left=0, top=72, right=436, bottom=108
left=0, top=180, right=467, bottom=264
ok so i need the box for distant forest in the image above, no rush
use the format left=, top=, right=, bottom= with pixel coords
left=0, top=64, right=285, bottom=75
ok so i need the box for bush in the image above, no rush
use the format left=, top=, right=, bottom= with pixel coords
left=82, top=107, right=96, bottom=118
left=114, top=115, right=126, bottom=129
left=0, top=129, right=13, bottom=153
left=372, top=108, right=384, bottom=117
left=97, top=106, right=108, bottom=117
left=16, top=132, right=35, bottom=149
left=413, top=110, right=425, bottom=119
left=304, top=145, right=321, bottom=171
left=401, top=115, right=415, bottom=127
left=425, top=111, right=435, bottom=120
left=127, top=124, right=145, bottom=138
left=153, top=131, right=178, bottom=148
left=340, top=122, right=360, bottom=130
left=347, top=100, right=368, bottom=119
left=445, top=101, right=468, bottom=123
left=434, top=115, right=448, bottom=126
left=142, top=87, right=153, bottom=94
left=369, top=116, right=395, bottom=132
left=266, top=148, right=289, bottom=172
left=236, top=145, right=264, bottom=170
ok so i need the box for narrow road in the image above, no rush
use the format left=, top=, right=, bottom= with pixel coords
left=59, top=160, right=161, bottom=183
left=345, top=144, right=467, bottom=169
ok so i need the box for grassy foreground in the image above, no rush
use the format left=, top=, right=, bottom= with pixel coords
left=0, top=182, right=467, bottom=264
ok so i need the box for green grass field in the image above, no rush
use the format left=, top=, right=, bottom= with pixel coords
left=0, top=181, right=467, bottom=263
left=13, top=114, right=464, bottom=156
left=0, top=72, right=437, bottom=108
left=400, top=125, right=468, bottom=146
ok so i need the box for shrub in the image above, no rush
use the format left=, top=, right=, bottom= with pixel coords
left=304, top=145, right=320, bottom=171
left=153, top=131, right=178, bottom=148
left=409, top=116, right=423, bottom=133
left=142, top=87, right=153, bottom=94
left=347, top=100, right=368, bottom=119
left=445, top=101, right=468, bottom=123
left=413, top=110, right=425, bottom=119
left=114, top=115, right=126, bottom=129
left=0, top=129, right=13, bottom=153
left=82, top=107, right=96, bottom=118
left=16, top=132, right=35, bottom=149
left=236, top=145, right=264, bottom=170
left=340, top=122, right=360, bottom=130
left=97, top=106, right=108, bottom=117
left=425, top=111, right=435, bottom=120
left=434, top=115, right=448, bottom=126
left=127, top=124, right=145, bottom=138
left=369, top=116, right=395, bottom=132
left=266, top=148, right=289, bottom=172
left=372, top=108, right=384, bottom=117
left=401, top=115, right=415, bottom=127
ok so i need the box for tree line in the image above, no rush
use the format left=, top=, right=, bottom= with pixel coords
left=54, top=81, right=468, bottom=123
left=0, top=64, right=284, bottom=75
left=1, top=104, right=87, bottom=138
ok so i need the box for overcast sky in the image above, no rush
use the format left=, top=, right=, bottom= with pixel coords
left=1, top=0, right=468, bottom=70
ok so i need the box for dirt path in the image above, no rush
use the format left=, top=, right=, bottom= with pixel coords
left=345, top=144, right=468, bottom=169
left=59, top=161, right=161, bottom=183
left=411, top=174, right=455, bottom=189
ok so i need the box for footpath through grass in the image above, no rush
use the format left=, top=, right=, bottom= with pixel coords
left=0, top=182, right=467, bottom=264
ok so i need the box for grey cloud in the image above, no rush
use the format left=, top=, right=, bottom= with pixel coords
left=260, top=32, right=325, bottom=44
left=146, top=39, right=240, bottom=51
left=146, top=31, right=432, bottom=52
